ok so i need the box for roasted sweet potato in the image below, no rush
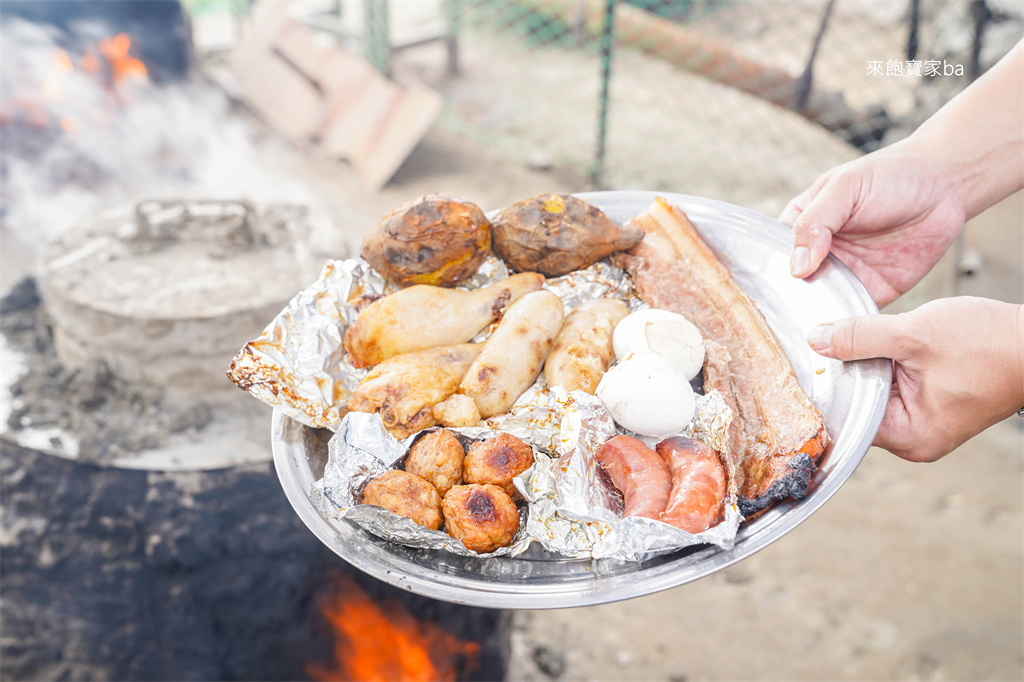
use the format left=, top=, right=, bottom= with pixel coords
left=490, top=194, right=644, bottom=276
left=361, top=194, right=492, bottom=287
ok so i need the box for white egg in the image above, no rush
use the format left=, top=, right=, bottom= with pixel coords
left=644, top=317, right=705, bottom=380
left=595, top=352, right=696, bottom=437
left=612, top=308, right=705, bottom=380
left=612, top=308, right=678, bottom=360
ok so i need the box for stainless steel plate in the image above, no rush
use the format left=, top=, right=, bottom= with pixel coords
left=272, top=191, right=891, bottom=609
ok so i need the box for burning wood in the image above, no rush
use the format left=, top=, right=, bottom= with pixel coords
left=307, top=574, right=481, bottom=682
left=1, top=29, right=149, bottom=134
left=98, top=33, right=148, bottom=84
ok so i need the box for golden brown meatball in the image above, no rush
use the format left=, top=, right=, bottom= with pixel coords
left=442, top=484, right=520, bottom=553
left=463, top=432, right=535, bottom=496
left=404, top=428, right=465, bottom=496
left=362, top=470, right=442, bottom=530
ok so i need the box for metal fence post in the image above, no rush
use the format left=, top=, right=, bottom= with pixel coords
left=445, top=0, right=460, bottom=76
left=969, top=0, right=991, bottom=80
left=793, top=0, right=835, bottom=112
left=590, top=0, right=616, bottom=189
left=365, top=0, right=391, bottom=77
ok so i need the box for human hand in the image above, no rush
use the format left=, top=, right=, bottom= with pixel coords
left=807, top=297, right=1024, bottom=462
left=779, top=141, right=967, bottom=307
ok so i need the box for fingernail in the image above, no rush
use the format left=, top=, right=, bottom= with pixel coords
left=807, top=324, right=833, bottom=351
left=790, top=246, right=810, bottom=277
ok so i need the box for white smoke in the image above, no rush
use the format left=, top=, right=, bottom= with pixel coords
left=1, top=17, right=320, bottom=252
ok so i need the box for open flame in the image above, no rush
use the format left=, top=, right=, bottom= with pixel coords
left=0, top=31, right=149, bottom=133
left=98, top=33, right=148, bottom=84
left=39, top=48, right=74, bottom=103
left=308, top=574, right=481, bottom=682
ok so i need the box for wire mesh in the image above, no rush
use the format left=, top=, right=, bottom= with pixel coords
left=377, top=0, right=1021, bottom=216
left=202, top=0, right=1020, bottom=215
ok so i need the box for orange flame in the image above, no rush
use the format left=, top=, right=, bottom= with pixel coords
left=39, top=49, right=74, bottom=102
left=98, top=33, right=148, bottom=83
left=308, top=574, right=481, bottom=682
left=80, top=53, right=101, bottom=74
left=53, top=49, right=74, bottom=73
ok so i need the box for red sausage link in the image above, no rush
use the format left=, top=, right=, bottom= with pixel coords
left=596, top=435, right=672, bottom=519
left=656, top=436, right=727, bottom=533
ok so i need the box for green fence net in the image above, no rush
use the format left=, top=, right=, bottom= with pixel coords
left=214, top=0, right=1021, bottom=216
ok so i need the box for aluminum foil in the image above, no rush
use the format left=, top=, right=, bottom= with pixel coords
left=310, top=383, right=738, bottom=561
left=228, top=256, right=640, bottom=430
left=519, top=386, right=742, bottom=561
left=232, top=254, right=742, bottom=561
left=226, top=259, right=384, bottom=430
left=545, top=260, right=643, bottom=314
left=312, top=411, right=538, bottom=557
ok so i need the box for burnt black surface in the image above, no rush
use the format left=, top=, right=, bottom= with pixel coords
left=737, top=452, right=816, bottom=517
left=0, top=441, right=510, bottom=681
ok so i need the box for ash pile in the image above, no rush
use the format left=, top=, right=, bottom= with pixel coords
left=2, top=198, right=324, bottom=469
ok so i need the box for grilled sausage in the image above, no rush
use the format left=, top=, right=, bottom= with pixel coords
left=595, top=434, right=672, bottom=519
left=544, top=298, right=629, bottom=394
left=656, top=436, right=727, bottom=533
left=459, top=290, right=564, bottom=418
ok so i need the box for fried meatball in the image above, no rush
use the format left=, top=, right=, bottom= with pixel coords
left=463, top=432, right=535, bottom=496
left=362, top=470, right=442, bottom=530
left=442, top=484, right=520, bottom=553
left=404, top=428, right=465, bottom=496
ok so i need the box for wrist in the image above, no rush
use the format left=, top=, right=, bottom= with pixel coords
left=996, top=302, right=1024, bottom=420
left=948, top=139, right=1024, bottom=221
left=903, top=41, right=1024, bottom=220
left=897, top=130, right=975, bottom=222
left=962, top=299, right=1024, bottom=424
